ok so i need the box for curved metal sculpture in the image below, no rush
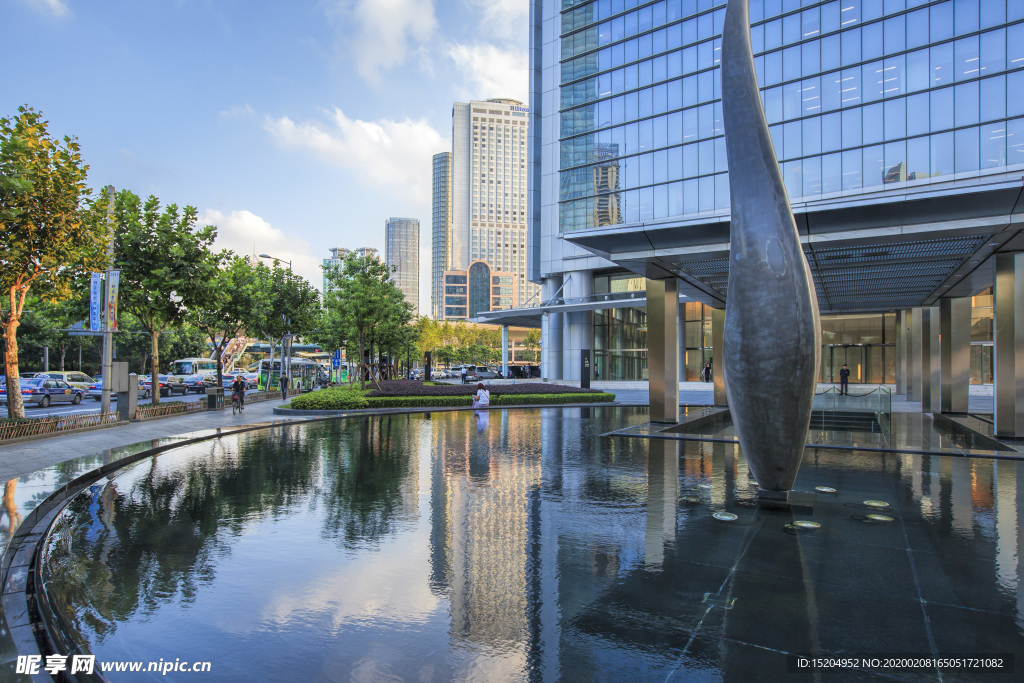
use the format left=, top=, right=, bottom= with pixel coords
left=721, top=0, right=821, bottom=494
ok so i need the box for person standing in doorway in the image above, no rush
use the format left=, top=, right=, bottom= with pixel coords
left=839, top=364, right=850, bottom=395
left=702, top=362, right=712, bottom=383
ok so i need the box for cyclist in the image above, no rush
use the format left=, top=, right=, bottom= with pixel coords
left=230, top=375, right=246, bottom=412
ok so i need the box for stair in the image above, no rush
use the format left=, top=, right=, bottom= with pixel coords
left=809, top=410, right=883, bottom=433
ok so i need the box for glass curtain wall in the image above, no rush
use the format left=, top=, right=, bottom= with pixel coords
left=594, top=307, right=648, bottom=380
left=558, top=0, right=1024, bottom=233
left=819, top=313, right=896, bottom=383
left=971, top=287, right=993, bottom=384
left=683, top=301, right=713, bottom=380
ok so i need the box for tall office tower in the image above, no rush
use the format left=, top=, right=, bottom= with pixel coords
left=322, top=247, right=350, bottom=296
left=353, top=247, right=380, bottom=260
left=385, top=218, right=420, bottom=318
left=480, top=0, right=1024, bottom=391
left=450, top=98, right=540, bottom=316
left=432, top=152, right=453, bottom=319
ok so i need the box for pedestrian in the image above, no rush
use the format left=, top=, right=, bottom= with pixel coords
left=461, top=366, right=468, bottom=384
left=702, top=362, right=712, bottom=382
left=472, top=382, right=490, bottom=409
left=280, top=371, right=288, bottom=399
left=839, top=364, right=850, bottom=395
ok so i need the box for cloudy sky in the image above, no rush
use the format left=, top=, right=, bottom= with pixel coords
left=2, top=0, right=529, bottom=313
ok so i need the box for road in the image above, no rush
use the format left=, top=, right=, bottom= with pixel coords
left=0, top=391, right=208, bottom=419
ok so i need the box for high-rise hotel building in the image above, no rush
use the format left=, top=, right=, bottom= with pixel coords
left=432, top=153, right=453, bottom=319
left=385, top=217, right=420, bottom=318
left=432, top=98, right=541, bottom=319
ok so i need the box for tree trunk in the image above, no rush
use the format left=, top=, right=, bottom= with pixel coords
left=3, top=314, right=25, bottom=419
left=150, top=328, right=161, bottom=404
left=215, top=334, right=225, bottom=387
left=358, top=331, right=366, bottom=391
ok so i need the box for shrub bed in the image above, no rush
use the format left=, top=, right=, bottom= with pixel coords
left=290, top=388, right=369, bottom=410
left=363, top=380, right=601, bottom=398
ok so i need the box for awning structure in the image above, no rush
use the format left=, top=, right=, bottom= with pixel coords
left=562, top=174, right=1024, bottom=313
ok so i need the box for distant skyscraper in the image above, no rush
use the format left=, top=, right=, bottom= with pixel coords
left=322, top=247, right=349, bottom=296
left=432, top=152, right=453, bottom=319
left=385, top=218, right=420, bottom=318
left=444, top=98, right=538, bottom=317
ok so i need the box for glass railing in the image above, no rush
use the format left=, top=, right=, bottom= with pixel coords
left=811, top=385, right=892, bottom=433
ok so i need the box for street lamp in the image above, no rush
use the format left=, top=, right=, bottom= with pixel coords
left=258, top=253, right=293, bottom=397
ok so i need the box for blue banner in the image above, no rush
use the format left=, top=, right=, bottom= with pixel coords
left=90, top=272, right=102, bottom=331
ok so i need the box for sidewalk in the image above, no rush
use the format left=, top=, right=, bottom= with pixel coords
left=0, top=396, right=298, bottom=483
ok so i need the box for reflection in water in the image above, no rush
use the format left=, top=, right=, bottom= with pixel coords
left=31, top=409, right=1024, bottom=680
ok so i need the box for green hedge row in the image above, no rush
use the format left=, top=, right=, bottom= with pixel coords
left=289, top=391, right=616, bottom=411
left=290, top=388, right=369, bottom=410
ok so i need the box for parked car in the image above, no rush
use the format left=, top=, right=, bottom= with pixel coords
left=182, top=374, right=215, bottom=393
left=242, top=372, right=259, bottom=389
left=459, top=365, right=497, bottom=382
left=145, top=374, right=188, bottom=397
left=32, top=371, right=95, bottom=392
left=1, top=377, right=85, bottom=407
left=87, top=377, right=152, bottom=401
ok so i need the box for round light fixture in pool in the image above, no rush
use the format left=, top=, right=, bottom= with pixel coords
left=684, top=495, right=702, bottom=504
left=863, top=500, right=890, bottom=508
left=867, top=514, right=894, bottom=522
left=815, top=486, right=836, bottom=493
left=791, top=520, right=821, bottom=529
left=712, top=512, right=738, bottom=522
left=698, top=483, right=712, bottom=489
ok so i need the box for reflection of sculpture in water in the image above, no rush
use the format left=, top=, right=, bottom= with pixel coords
left=474, top=410, right=490, bottom=432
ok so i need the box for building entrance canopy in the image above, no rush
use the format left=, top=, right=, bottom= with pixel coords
left=564, top=175, right=1024, bottom=314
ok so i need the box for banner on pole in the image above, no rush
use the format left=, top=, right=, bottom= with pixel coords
left=90, top=273, right=102, bottom=331
left=106, top=270, right=120, bottom=332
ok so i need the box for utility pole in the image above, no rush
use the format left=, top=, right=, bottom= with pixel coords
left=101, top=185, right=115, bottom=414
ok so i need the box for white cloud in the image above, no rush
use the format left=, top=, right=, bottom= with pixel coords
left=24, top=0, right=68, bottom=17
left=325, top=0, right=438, bottom=82
left=219, top=104, right=254, bottom=119
left=199, top=208, right=325, bottom=291
left=263, top=108, right=444, bottom=207
left=448, top=43, right=528, bottom=103
left=465, top=0, right=528, bottom=43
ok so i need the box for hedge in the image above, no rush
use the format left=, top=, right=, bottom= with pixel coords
left=288, top=392, right=616, bottom=411
left=290, top=388, right=368, bottom=410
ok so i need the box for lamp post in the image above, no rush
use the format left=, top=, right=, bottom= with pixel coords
left=258, top=254, right=293, bottom=397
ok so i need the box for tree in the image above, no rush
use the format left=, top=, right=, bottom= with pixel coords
left=0, top=106, right=107, bottom=417
left=323, top=253, right=411, bottom=390
left=523, top=328, right=541, bottom=363
left=246, top=260, right=319, bottom=387
left=112, top=191, right=223, bottom=404
left=191, top=255, right=256, bottom=386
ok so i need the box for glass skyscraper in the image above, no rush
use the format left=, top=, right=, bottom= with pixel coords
left=481, top=0, right=1024, bottom=396
left=385, top=217, right=421, bottom=318
left=432, top=152, right=453, bottom=319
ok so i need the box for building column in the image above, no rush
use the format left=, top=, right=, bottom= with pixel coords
left=562, top=271, right=594, bottom=382
left=995, top=253, right=1024, bottom=437
left=712, top=307, right=727, bottom=406
left=895, top=309, right=909, bottom=395
left=541, top=276, right=562, bottom=380
left=646, top=278, right=679, bottom=423
left=908, top=308, right=923, bottom=402
left=501, top=325, right=509, bottom=378
left=940, top=297, right=970, bottom=413
left=921, top=306, right=940, bottom=412
left=678, top=303, right=687, bottom=382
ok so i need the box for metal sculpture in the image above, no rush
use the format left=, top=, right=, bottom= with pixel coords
left=720, top=0, right=821, bottom=495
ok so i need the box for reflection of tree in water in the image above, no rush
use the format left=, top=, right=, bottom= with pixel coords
left=319, top=415, right=415, bottom=548
left=40, top=419, right=415, bottom=649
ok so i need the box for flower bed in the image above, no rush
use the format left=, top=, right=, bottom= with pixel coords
left=288, top=385, right=615, bottom=411
left=363, top=380, right=602, bottom=398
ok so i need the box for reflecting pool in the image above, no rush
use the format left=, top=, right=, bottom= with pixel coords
left=37, top=408, right=1024, bottom=680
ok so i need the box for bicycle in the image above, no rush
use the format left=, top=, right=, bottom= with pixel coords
left=232, top=392, right=244, bottom=415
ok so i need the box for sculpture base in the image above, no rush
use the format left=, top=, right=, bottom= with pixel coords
left=757, top=489, right=817, bottom=513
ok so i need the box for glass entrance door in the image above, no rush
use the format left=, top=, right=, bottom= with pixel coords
left=822, top=346, right=865, bottom=384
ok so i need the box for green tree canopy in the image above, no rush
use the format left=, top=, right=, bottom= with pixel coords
left=191, top=255, right=258, bottom=384
left=0, top=106, right=107, bottom=417
left=112, top=191, right=223, bottom=403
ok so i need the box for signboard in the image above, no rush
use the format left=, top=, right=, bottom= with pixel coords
left=90, top=273, right=102, bottom=331
left=424, top=352, right=432, bottom=381
left=581, top=350, right=591, bottom=389
left=340, top=366, right=348, bottom=382
left=106, top=270, right=120, bottom=331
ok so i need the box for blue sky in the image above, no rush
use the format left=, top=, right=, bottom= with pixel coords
left=2, top=0, right=529, bottom=312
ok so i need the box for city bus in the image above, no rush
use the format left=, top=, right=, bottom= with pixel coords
left=257, top=358, right=328, bottom=392
left=170, top=357, right=219, bottom=377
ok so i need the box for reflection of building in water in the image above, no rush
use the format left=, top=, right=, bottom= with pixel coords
left=429, top=413, right=541, bottom=652
left=592, top=144, right=622, bottom=228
